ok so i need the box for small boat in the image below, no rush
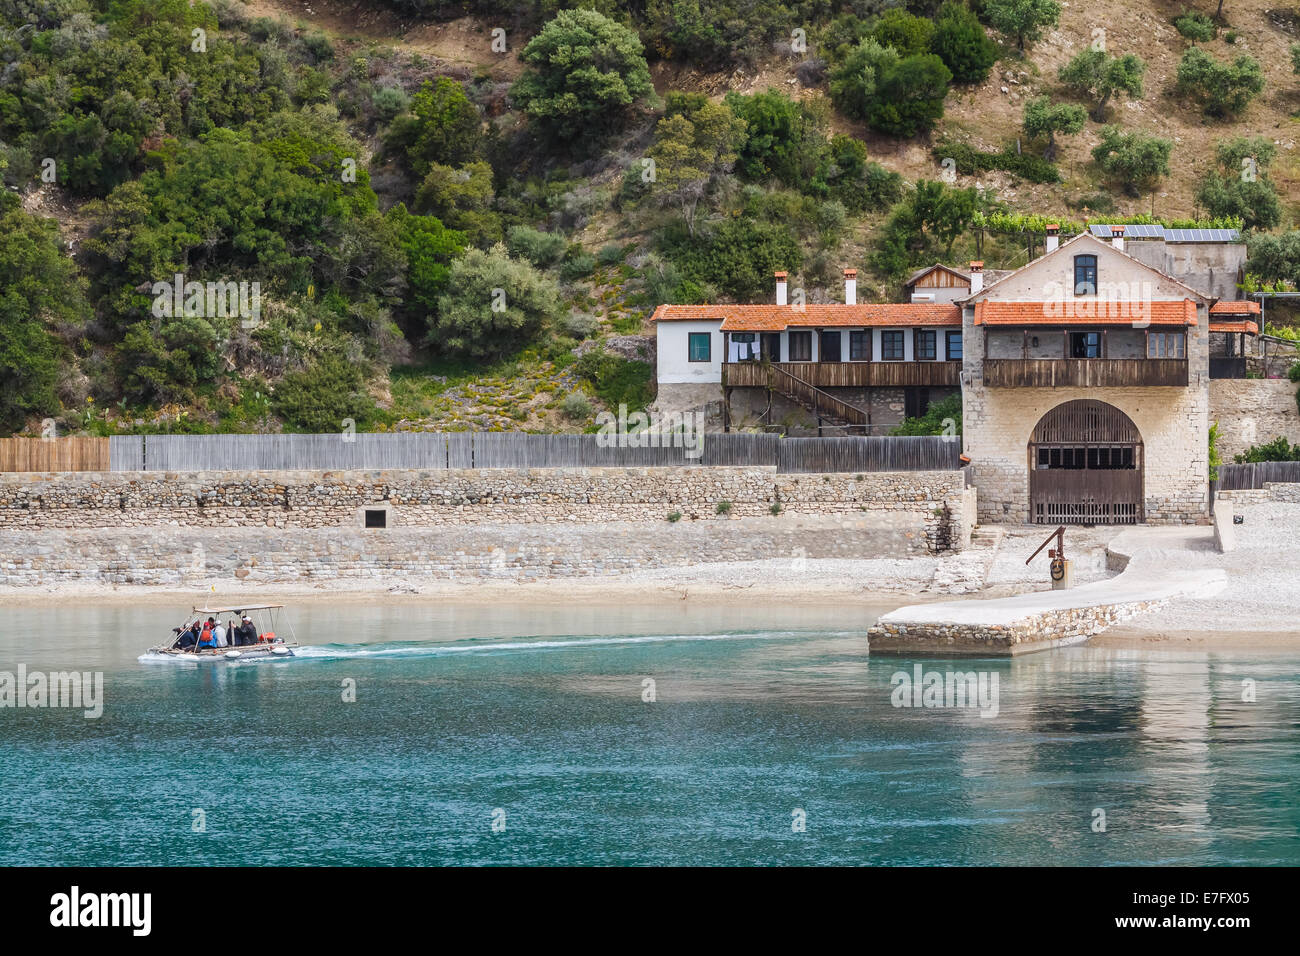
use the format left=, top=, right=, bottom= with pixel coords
left=144, top=604, right=301, bottom=661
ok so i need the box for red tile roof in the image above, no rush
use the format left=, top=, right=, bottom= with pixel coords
left=973, top=299, right=1198, bottom=326
left=1209, top=319, right=1259, bottom=335
left=651, top=304, right=960, bottom=332
left=1210, top=300, right=1261, bottom=315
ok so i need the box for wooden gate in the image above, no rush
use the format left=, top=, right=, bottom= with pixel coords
left=1029, top=400, right=1143, bottom=525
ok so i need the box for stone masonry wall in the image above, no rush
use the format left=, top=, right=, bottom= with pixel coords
left=0, top=467, right=972, bottom=553
left=1209, top=379, right=1300, bottom=461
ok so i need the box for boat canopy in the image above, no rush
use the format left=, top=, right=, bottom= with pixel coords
left=191, top=604, right=285, bottom=614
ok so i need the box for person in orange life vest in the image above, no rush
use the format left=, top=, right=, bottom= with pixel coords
left=197, top=620, right=216, bottom=650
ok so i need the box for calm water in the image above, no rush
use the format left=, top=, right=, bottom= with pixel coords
left=2, top=601, right=1298, bottom=866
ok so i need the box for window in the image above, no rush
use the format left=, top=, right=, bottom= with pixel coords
left=1074, top=255, right=1097, bottom=295
left=945, top=330, right=963, bottom=360
left=915, top=329, right=937, bottom=361
left=1147, top=332, right=1186, bottom=358
left=881, top=330, right=905, bottom=361
left=761, top=333, right=781, bottom=361
left=364, top=509, right=388, bottom=528
left=731, top=332, right=757, bottom=361
left=688, top=332, right=711, bottom=362
left=1069, top=331, right=1101, bottom=358
left=819, top=330, right=841, bottom=362
left=789, top=330, right=812, bottom=362
left=849, top=331, right=870, bottom=361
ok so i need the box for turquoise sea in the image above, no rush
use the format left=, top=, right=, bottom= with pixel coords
left=2, top=601, right=1298, bottom=866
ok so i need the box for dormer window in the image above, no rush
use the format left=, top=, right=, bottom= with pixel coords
left=1074, top=255, right=1097, bottom=295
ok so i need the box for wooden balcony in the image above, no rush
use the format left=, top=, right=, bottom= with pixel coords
left=983, top=358, right=1188, bottom=388
left=723, top=361, right=961, bottom=389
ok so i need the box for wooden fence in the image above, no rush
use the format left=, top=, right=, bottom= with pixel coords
left=1215, top=461, right=1300, bottom=491
left=6, top=432, right=964, bottom=474
left=0, top=437, right=109, bottom=472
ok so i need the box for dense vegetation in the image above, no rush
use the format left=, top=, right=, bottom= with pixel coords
left=0, top=0, right=1295, bottom=437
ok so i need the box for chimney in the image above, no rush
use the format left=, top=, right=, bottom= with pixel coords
left=775, top=270, right=788, bottom=306
left=969, top=261, right=984, bottom=295
left=1045, top=224, right=1059, bottom=254
left=843, top=268, right=857, bottom=305
left=1111, top=225, right=1124, bottom=252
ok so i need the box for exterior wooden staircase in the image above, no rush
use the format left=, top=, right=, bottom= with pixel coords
left=761, top=363, right=869, bottom=429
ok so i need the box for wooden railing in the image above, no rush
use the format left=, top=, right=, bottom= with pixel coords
left=984, top=358, right=1188, bottom=388
left=724, top=360, right=961, bottom=388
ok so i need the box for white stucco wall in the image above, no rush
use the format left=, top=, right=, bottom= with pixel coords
left=657, top=320, right=722, bottom=384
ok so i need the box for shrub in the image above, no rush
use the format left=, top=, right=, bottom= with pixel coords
left=1233, top=436, right=1300, bottom=463
left=1288, top=361, right=1300, bottom=383
left=663, top=217, right=803, bottom=301
left=560, top=312, right=600, bottom=339
left=667, top=510, right=682, bottom=522
left=830, top=39, right=952, bottom=137
left=371, top=86, right=411, bottom=121
left=1173, top=11, right=1216, bottom=43
left=506, top=225, right=567, bottom=267
left=891, top=392, right=962, bottom=436
left=770, top=502, right=783, bottom=515
left=433, top=244, right=561, bottom=359
left=560, top=253, right=597, bottom=281
left=273, top=352, right=374, bottom=433
left=933, top=140, right=1060, bottom=183
left=930, top=1, right=998, bottom=84
left=574, top=349, right=654, bottom=413
left=715, top=500, right=732, bottom=515
left=1176, top=47, right=1264, bottom=118
left=561, top=390, right=593, bottom=420
left=597, top=243, right=626, bottom=265
left=510, top=9, right=652, bottom=143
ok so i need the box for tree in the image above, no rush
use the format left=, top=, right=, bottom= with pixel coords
left=413, top=161, right=501, bottom=246
left=870, top=9, right=935, bottom=57
left=1022, top=97, right=1085, bottom=160
left=1246, top=231, right=1300, bottom=286
left=510, top=8, right=652, bottom=143
left=983, top=0, right=1060, bottom=52
left=387, top=203, right=467, bottom=315
left=1057, top=49, right=1145, bottom=121
left=384, top=78, right=483, bottom=177
left=0, top=208, right=85, bottom=433
left=1091, top=126, right=1172, bottom=202
left=1196, top=136, right=1282, bottom=231
left=646, top=100, right=746, bottom=235
left=830, top=39, right=952, bottom=138
left=433, top=244, right=561, bottom=359
left=1176, top=47, right=1264, bottom=118
left=930, top=1, right=998, bottom=85
left=871, top=180, right=979, bottom=275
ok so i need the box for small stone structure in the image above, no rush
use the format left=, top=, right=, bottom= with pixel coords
left=1209, top=379, right=1300, bottom=462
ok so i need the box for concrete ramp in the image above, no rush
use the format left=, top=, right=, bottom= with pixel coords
left=868, top=539, right=1226, bottom=656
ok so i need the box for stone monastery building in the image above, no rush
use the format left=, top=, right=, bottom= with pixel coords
left=652, top=224, right=1259, bottom=526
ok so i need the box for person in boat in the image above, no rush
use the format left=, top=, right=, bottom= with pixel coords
left=174, top=623, right=197, bottom=651
left=197, top=620, right=216, bottom=651
left=213, top=618, right=228, bottom=648
left=236, top=615, right=257, bottom=646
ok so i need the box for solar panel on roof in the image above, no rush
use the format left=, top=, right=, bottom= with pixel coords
left=1165, top=228, right=1240, bottom=242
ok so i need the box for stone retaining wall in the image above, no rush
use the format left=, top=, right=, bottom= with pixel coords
left=0, top=515, right=937, bottom=587
left=1209, top=379, right=1300, bottom=461
left=1218, top=482, right=1300, bottom=504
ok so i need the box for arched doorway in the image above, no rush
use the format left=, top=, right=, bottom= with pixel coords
left=1029, top=400, right=1143, bottom=524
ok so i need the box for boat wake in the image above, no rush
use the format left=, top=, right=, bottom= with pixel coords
left=291, top=629, right=852, bottom=662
